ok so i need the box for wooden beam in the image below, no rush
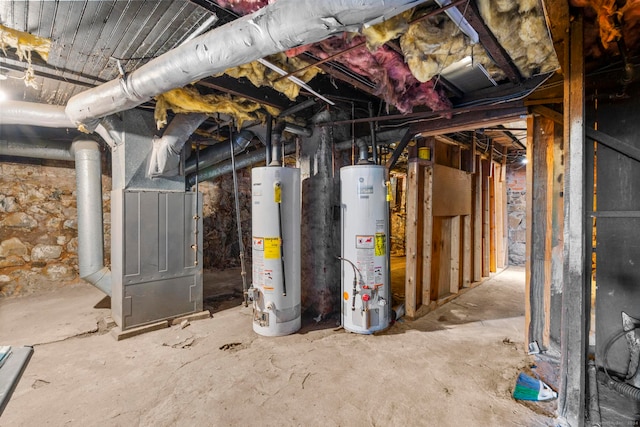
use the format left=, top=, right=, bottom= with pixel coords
left=462, top=1, right=522, bottom=83
left=559, top=13, right=587, bottom=426
left=525, top=97, right=564, bottom=106
left=386, top=126, right=415, bottom=171
left=531, top=105, right=563, bottom=125
left=405, top=161, right=422, bottom=318
left=540, top=0, right=570, bottom=67
left=413, top=104, right=527, bottom=137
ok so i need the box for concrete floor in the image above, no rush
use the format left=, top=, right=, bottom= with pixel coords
left=0, top=267, right=557, bottom=426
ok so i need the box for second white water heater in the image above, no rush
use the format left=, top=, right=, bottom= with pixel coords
left=340, top=164, right=390, bottom=334
left=250, top=166, right=301, bottom=336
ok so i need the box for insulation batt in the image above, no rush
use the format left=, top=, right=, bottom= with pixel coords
left=571, top=0, right=640, bottom=51
left=215, top=0, right=271, bottom=15
left=401, top=15, right=505, bottom=83
left=361, top=9, right=414, bottom=51
left=302, top=34, right=451, bottom=114
left=221, top=53, right=322, bottom=100
left=154, top=87, right=280, bottom=130
left=476, top=0, right=559, bottom=77
left=0, top=24, right=51, bottom=88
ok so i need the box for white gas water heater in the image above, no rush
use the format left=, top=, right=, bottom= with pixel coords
left=250, top=166, right=301, bottom=336
left=340, top=164, right=391, bottom=334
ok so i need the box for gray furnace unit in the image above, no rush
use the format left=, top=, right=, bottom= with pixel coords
left=110, top=110, right=203, bottom=330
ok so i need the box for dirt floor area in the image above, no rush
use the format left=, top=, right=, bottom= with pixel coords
left=0, top=266, right=557, bottom=426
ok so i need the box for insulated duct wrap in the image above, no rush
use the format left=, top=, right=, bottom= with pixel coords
left=0, top=139, right=73, bottom=161
left=71, top=139, right=111, bottom=296
left=0, top=100, right=73, bottom=128
left=148, top=113, right=208, bottom=177
left=65, top=0, right=429, bottom=129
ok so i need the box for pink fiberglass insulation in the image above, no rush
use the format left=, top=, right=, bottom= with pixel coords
left=215, top=0, right=270, bottom=15
left=300, top=34, right=451, bottom=114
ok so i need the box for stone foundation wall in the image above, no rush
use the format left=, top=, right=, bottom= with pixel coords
left=200, top=171, right=252, bottom=270
left=0, top=158, right=256, bottom=296
left=506, top=164, right=526, bottom=266
left=0, top=160, right=111, bottom=297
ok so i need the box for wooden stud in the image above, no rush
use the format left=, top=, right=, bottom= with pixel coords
left=489, top=169, right=497, bottom=273
left=482, top=158, right=491, bottom=277
left=405, top=161, right=423, bottom=318
left=473, top=155, right=483, bottom=282
left=421, top=166, right=433, bottom=306
left=450, top=215, right=461, bottom=294
left=462, top=214, right=472, bottom=288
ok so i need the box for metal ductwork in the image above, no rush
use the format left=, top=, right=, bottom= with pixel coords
left=184, top=129, right=256, bottom=175
left=64, top=0, right=428, bottom=130
left=356, top=138, right=370, bottom=164
left=0, top=139, right=73, bottom=161
left=0, top=101, right=120, bottom=149
left=148, top=113, right=208, bottom=177
left=71, top=138, right=111, bottom=296
left=269, top=123, right=286, bottom=166
left=0, top=100, right=74, bottom=128
left=187, top=143, right=296, bottom=187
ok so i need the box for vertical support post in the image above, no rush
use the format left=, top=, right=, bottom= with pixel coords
left=462, top=214, right=471, bottom=287
left=525, top=115, right=534, bottom=346
left=449, top=215, right=460, bottom=294
left=489, top=169, right=497, bottom=273
left=559, top=12, right=587, bottom=426
left=482, top=158, right=491, bottom=277
left=421, top=166, right=433, bottom=306
left=405, top=161, right=422, bottom=317
left=473, top=155, right=483, bottom=282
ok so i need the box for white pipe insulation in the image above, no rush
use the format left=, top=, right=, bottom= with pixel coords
left=70, top=138, right=111, bottom=296
left=64, top=0, right=428, bottom=130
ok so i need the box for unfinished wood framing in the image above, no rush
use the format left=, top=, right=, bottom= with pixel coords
left=559, top=13, right=587, bottom=426
left=421, top=167, right=433, bottom=307
left=481, top=159, right=491, bottom=277
left=473, top=155, right=483, bottom=282
left=405, top=161, right=423, bottom=318
left=527, top=115, right=555, bottom=350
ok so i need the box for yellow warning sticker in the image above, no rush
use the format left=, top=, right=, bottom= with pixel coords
left=274, top=183, right=282, bottom=203
left=375, top=233, right=386, bottom=257
left=264, top=237, right=281, bottom=259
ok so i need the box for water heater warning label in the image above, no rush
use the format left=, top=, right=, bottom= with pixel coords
left=375, top=233, right=386, bottom=256
left=356, top=235, right=374, bottom=249
left=264, top=237, right=281, bottom=259
left=253, top=238, right=264, bottom=251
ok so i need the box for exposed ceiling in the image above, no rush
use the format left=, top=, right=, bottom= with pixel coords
left=0, top=0, right=636, bottom=167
